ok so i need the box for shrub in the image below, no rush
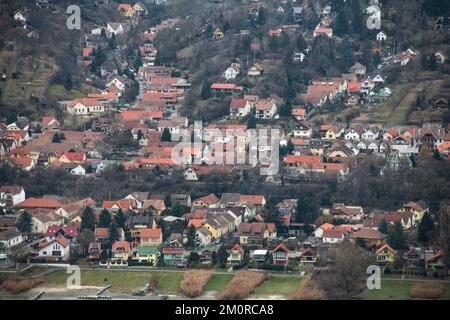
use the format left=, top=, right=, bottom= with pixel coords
left=180, top=270, right=213, bottom=298
left=289, top=276, right=326, bottom=300
left=1, top=277, right=44, bottom=294
left=410, top=282, right=443, bottom=299
left=218, top=271, right=268, bottom=300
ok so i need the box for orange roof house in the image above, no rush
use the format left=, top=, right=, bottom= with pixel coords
left=16, top=197, right=62, bottom=209
left=188, top=219, right=206, bottom=229
left=102, top=199, right=135, bottom=211
left=283, top=155, right=321, bottom=165
left=238, top=195, right=266, bottom=208
left=57, top=151, right=86, bottom=164
left=83, top=48, right=94, bottom=57
left=8, top=157, right=35, bottom=170
left=347, top=82, right=361, bottom=93
left=292, top=108, right=306, bottom=117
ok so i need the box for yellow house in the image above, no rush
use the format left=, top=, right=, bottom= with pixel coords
left=118, top=4, right=134, bottom=17
left=397, top=201, right=429, bottom=223
left=70, top=215, right=82, bottom=223
left=213, top=28, right=224, bottom=40
left=324, top=129, right=337, bottom=140
left=203, top=220, right=222, bottom=239
left=132, top=2, right=147, bottom=15
left=111, top=241, right=130, bottom=262
left=133, top=246, right=158, bottom=265
left=376, top=243, right=397, bottom=266
left=140, top=228, right=162, bottom=247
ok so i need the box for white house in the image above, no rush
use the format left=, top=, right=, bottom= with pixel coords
left=106, top=23, right=125, bottom=35
left=14, top=10, right=28, bottom=25
left=67, top=99, right=105, bottom=115
left=247, top=63, right=264, bottom=77
left=362, top=129, right=378, bottom=140
left=0, top=186, right=25, bottom=206
left=0, top=228, right=24, bottom=249
left=435, top=50, right=447, bottom=64
left=389, top=135, right=417, bottom=156
left=293, top=121, right=312, bottom=138
left=106, top=76, right=127, bottom=92
left=197, top=227, right=212, bottom=246
left=344, top=129, right=361, bottom=141
left=372, top=74, right=385, bottom=85
left=229, top=98, right=251, bottom=119
left=223, top=64, right=240, bottom=80
left=255, top=99, right=277, bottom=119
left=376, top=31, right=387, bottom=41
left=367, top=141, right=379, bottom=151
left=70, top=165, right=86, bottom=176
left=38, top=236, right=70, bottom=261
left=7, top=122, right=29, bottom=131
left=184, top=167, right=199, bottom=181
left=349, top=62, right=366, bottom=76
left=322, top=229, right=345, bottom=244
left=293, top=51, right=306, bottom=62
left=314, top=223, right=334, bottom=238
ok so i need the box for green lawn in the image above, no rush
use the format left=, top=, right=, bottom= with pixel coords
left=44, top=270, right=183, bottom=293
left=48, top=84, right=85, bottom=100
left=254, top=276, right=302, bottom=296
left=21, top=265, right=49, bottom=277
left=204, top=274, right=234, bottom=292
left=361, top=279, right=450, bottom=300
left=42, top=269, right=450, bottom=299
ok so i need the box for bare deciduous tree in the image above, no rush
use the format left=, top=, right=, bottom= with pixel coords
left=316, top=241, right=375, bottom=299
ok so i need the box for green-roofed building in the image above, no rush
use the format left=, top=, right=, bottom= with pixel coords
left=132, top=246, right=159, bottom=265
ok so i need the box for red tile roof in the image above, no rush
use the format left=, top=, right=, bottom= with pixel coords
left=119, top=110, right=164, bottom=121
left=102, top=199, right=134, bottom=210
left=292, top=108, right=306, bottom=116
left=347, top=82, right=361, bottom=92
left=193, top=194, right=219, bottom=206
left=45, top=226, right=78, bottom=237
left=17, top=197, right=62, bottom=209
left=162, top=247, right=185, bottom=254
left=239, top=195, right=265, bottom=205
left=87, top=92, right=118, bottom=100
left=375, top=243, right=397, bottom=255
left=8, top=157, right=34, bottom=168
left=41, top=117, right=59, bottom=126
left=322, top=229, right=344, bottom=238
left=284, top=155, right=321, bottom=164
left=229, top=243, right=244, bottom=254
left=350, top=228, right=385, bottom=240
left=112, top=240, right=130, bottom=253
left=210, top=83, right=243, bottom=91
left=139, top=228, right=162, bottom=239
left=188, top=219, right=206, bottom=229
left=273, top=242, right=289, bottom=253
left=59, top=151, right=86, bottom=162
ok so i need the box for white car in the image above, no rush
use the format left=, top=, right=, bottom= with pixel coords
left=0, top=253, right=7, bottom=260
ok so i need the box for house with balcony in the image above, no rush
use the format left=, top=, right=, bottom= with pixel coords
left=227, top=243, right=245, bottom=267
left=162, top=247, right=186, bottom=267
left=375, top=243, right=397, bottom=267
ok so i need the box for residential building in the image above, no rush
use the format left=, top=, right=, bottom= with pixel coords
left=38, top=236, right=70, bottom=261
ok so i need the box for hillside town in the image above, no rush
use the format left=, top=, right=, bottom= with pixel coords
left=0, top=0, right=450, bottom=301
